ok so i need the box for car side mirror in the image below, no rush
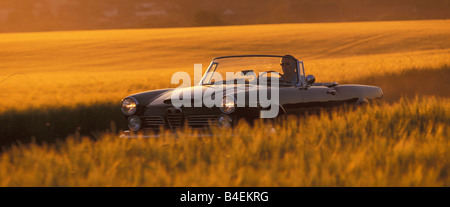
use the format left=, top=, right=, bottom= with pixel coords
left=306, top=75, right=315, bottom=85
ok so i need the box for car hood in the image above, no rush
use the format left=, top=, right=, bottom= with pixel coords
left=147, top=84, right=272, bottom=107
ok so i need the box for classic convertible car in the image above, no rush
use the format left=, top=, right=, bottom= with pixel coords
left=121, top=55, right=383, bottom=134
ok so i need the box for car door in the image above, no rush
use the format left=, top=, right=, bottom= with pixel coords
left=299, top=85, right=338, bottom=109
left=279, top=85, right=305, bottom=114
left=283, top=85, right=338, bottom=114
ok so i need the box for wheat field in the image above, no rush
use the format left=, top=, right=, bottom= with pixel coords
left=0, top=20, right=449, bottom=111
left=0, top=97, right=448, bottom=186
left=0, top=20, right=449, bottom=186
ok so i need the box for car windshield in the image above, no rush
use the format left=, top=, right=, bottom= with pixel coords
left=201, top=56, right=299, bottom=86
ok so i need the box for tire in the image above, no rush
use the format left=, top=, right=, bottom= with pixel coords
left=354, top=98, right=369, bottom=110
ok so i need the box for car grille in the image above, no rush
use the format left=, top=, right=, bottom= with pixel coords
left=142, top=116, right=165, bottom=129
left=187, top=115, right=218, bottom=128
left=166, top=108, right=183, bottom=129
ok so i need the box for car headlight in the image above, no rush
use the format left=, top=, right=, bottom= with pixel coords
left=220, top=96, right=236, bottom=114
left=218, top=114, right=232, bottom=128
left=128, top=115, right=141, bottom=132
left=121, top=97, right=138, bottom=115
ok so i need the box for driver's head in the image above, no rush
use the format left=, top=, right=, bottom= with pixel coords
left=280, top=55, right=296, bottom=74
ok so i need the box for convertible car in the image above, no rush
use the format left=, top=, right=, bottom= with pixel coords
left=121, top=55, right=383, bottom=135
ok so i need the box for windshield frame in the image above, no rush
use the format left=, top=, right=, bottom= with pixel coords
left=199, top=55, right=304, bottom=86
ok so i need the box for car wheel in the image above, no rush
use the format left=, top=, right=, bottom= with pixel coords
left=354, top=98, right=369, bottom=110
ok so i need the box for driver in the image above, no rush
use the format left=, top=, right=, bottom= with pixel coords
left=280, top=55, right=297, bottom=85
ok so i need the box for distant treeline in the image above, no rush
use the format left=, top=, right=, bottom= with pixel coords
left=0, top=0, right=449, bottom=32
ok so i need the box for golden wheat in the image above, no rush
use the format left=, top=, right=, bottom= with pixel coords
left=0, top=20, right=449, bottom=112
left=0, top=97, right=448, bottom=186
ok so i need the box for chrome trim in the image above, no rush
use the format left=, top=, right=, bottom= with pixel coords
left=198, top=60, right=215, bottom=86
left=298, top=61, right=306, bottom=87
left=213, top=55, right=286, bottom=60
left=120, top=130, right=240, bottom=138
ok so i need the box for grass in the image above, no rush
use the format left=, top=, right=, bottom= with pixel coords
left=0, top=97, right=448, bottom=186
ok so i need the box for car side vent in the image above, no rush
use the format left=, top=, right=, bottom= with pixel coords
left=187, top=115, right=218, bottom=128
left=166, top=108, right=183, bottom=129
left=142, top=116, right=165, bottom=129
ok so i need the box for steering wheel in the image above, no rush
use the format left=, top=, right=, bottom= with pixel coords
left=259, top=71, right=282, bottom=78
left=259, top=71, right=293, bottom=84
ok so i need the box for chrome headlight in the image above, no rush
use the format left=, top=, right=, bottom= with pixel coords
left=218, top=114, right=232, bottom=128
left=121, top=97, right=138, bottom=115
left=220, top=96, right=236, bottom=114
left=128, top=115, right=141, bottom=132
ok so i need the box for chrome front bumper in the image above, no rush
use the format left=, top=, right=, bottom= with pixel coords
left=119, top=130, right=216, bottom=138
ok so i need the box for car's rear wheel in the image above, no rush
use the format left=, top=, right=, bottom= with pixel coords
left=354, top=98, right=369, bottom=110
